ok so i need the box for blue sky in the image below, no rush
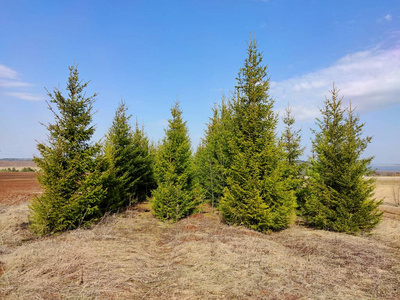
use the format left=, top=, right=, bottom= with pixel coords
left=1, top=0, right=399, bottom=164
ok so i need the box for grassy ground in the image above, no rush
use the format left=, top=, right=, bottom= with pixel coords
left=1, top=178, right=400, bottom=299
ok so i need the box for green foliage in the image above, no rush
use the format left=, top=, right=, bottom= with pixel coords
left=103, top=102, right=156, bottom=212
left=21, top=167, right=36, bottom=172
left=281, top=105, right=304, bottom=166
left=131, top=122, right=156, bottom=202
left=194, top=96, right=233, bottom=207
left=103, top=101, right=136, bottom=211
left=30, top=65, right=105, bottom=235
left=303, top=85, right=382, bottom=233
left=0, top=167, right=18, bottom=172
left=280, top=105, right=306, bottom=205
left=0, top=167, right=36, bottom=172
left=152, top=102, right=200, bottom=222
left=220, top=39, right=296, bottom=232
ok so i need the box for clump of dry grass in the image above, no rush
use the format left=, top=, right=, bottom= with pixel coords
left=0, top=203, right=35, bottom=249
left=2, top=201, right=399, bottom=299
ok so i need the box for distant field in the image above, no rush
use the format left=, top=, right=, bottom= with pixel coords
left=0, top=160, right=37, bottom=171
left=371, top=176, right=400, bottom=221
left=0, top=172, right=41, bottom=205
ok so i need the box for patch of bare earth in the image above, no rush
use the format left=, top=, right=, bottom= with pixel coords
left=0, top=177, right=399, bottom=299
left=0, top=172, right=41, bottom=205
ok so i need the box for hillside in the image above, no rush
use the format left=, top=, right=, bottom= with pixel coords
left=1, top=197, right=400, bottom=299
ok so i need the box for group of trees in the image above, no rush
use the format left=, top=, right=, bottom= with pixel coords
left=30, top=40, right=382, bottom=236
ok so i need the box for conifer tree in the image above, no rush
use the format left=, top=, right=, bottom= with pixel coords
left=103, top=103, right=156, bottom=211
left=30, top=65, right=105, bottom=235
left=281, top=105, right=304, bottom=166
left=304, top=85, right=382, bottom=233
left=194, top=97, right=233, bottom=207
left=131, top=122, right=156, bottom=202
left=280, top=105, right=305, bottom=203
left=220, top=40, right=296, bottom=232
left=103, top=101, right=137, bottom=212
left=152, top=102, right=199, bottom=221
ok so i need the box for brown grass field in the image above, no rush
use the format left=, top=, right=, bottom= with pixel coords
left=0, top=172, right=399, bottom=299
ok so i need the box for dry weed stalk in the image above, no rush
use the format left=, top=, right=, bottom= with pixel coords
left=392, top=179, right=400, bottom=207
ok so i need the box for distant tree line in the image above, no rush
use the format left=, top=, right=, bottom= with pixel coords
left=30, top=39, right=382, bottom=236
left=0, top=167, right=36, bottom=172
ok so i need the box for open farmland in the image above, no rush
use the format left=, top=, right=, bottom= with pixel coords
left=0, top=172, right=41, bottom=205
left=0, top=160, right=37, bottom=171
left=0, top=176, right=399, bottom=299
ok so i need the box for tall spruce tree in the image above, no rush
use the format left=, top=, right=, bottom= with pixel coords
left=194, top=97, right=233, bottom=207
left=304, top=85, right=382, bottom=233
left=219, top=39, right=296, bottom=232
left=103, top=103, right=156, bottom=212
left=281, top=105, right=304, bottom=166
left=280, top=105, right=305, bottom=203
left=131, top=122, right=156, bottom=202
left=30, top=65, right=105, bottom=235
left=152, top=102, right=199, bottom=221
left=103, top=101, right=137, bottom=212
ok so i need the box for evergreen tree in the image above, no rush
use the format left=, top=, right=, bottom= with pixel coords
left=281, top=105, right=304, bottom=166
left=280, top=105, right=305, bottom=203
left=304, top=85, right=382, bottom=233
left=194, top=97, right=233, bottom=207
left=152, top=102, right=199, bottom=221
left=131, top=122, right=156, bottom=202
left=103, top=101, right=137, bottom=212
left=103, top=103, right=156, bottom=212
left=30, top=65, right=105, bottom=235
left=220, top=39, right=296, bottom=232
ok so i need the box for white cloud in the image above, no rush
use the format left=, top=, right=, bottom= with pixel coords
left=0, top=64, right=32, bottom=87
left=377, top=14, right=393, bottom=23
left=0, top=80, right=32, bottom=87
left=384, top=14, right=392, bottom=22
left=0, top=64, right=43, bottom=101
left=6, top=92, right=44, bottom=101
left=271, top=46, right=400, bottom=121
left=0, top=64, right=18, bottom=79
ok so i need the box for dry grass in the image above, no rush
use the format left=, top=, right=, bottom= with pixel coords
left=0, top=178, right=400, bottom=299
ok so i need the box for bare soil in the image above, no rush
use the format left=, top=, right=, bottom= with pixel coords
left=0, top=177, right=399, bottom=299
left=0, top=172, right=41, bottom=205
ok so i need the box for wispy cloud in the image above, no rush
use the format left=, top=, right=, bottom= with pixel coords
left=0, top=64, right=43, bottom=101
left=6, top=92, right=44, bottom=101
left=0, top=64, right=33, bottom=88
left=385, top=14, right=393, bottom=21
left=0, top=64, right=18, bottom=79
left=271, top=46, right=400, bottom=121
left=0, top=80, right=33, bottom=87
left=377, top=14, right=393, bottom=23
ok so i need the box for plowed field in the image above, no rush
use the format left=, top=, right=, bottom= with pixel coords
left=0, top=172, right=41, bottom=205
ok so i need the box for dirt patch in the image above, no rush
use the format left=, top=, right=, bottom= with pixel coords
left=0, top=172, right=41, bottom=205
